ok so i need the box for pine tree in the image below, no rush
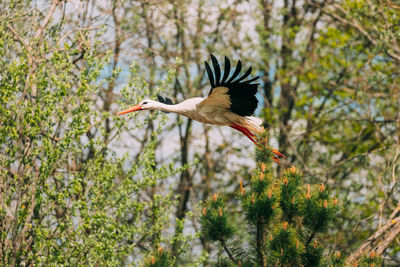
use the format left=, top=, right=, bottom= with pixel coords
left=200, top=131, right=345, bottom=266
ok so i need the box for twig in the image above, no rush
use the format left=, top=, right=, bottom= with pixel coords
left=7, top=25, right=33, bottom=62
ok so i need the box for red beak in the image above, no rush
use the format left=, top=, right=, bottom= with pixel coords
left=117, top=104, right=143, bottom=115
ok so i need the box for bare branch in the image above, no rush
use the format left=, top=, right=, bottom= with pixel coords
left=386, top=0, right=400, bottom=9
left=6, top=25, right=33, bottom=62
left=346, top=206, right=400, bottom=264
left=34, top=0, right=60, bottom=39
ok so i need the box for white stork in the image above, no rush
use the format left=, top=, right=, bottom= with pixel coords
left=117, top=54, right=284, bottom=162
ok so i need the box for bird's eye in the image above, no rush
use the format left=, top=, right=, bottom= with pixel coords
left=142, top=101, right=148, bottom=105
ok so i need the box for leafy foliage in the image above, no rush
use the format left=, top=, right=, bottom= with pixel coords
left=0, top=1, right=190, bottom=265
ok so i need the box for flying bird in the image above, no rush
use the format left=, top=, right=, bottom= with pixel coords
left=117, top=54, right=284, bottom=162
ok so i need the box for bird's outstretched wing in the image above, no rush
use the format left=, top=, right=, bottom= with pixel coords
left=203, top=54, right=259, bottom=116
left=158, top=95, right=174, bottom=113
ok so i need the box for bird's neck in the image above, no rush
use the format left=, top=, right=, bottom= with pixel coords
left=156, top=103, right=182, bottom=113
left=156, top=98, right=203, bottom=115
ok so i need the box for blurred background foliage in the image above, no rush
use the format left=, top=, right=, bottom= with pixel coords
left=0, top=0, right=399, bottom=265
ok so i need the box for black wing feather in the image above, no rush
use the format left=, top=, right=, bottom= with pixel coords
left=226, top=60, right=242, bottom=83
left=221, top=56, right=231, bottom=83
left=234, top=67, right=252, bottom=83
left=204, top=55, right=259, bottom=116
left=157, top=95, right=165, bottom=102
left=157, top=95, right=174, bottom=113
left=205, top=61, right=215, bottom=87
left=165, top=97, right=173, bottom=105
left=211, top=54, right=221, bottom=85
left=243, top=76, right=259, bottom=84
left=228, top=83, right=258, bottom=116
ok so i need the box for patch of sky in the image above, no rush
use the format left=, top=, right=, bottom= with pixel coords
left=254, top=55, right=279, bottom=116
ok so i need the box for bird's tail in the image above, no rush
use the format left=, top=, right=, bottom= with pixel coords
left=245, top=116, right=263, bottom=133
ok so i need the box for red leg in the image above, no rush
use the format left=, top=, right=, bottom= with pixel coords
left=230, top=123, right=285, bottom=160
left=231, top=123, right=262, bottom=143
left=235, top=123, right=285, bottom=159
left=231, top=124, right=282, bottom=163
left=230, top=124, right=263, bottom=149
left=231, top=123, right=255, bottom=138
left=231, top=123, right=265, bottom=149
left=270, top=149, right=285, bottom=158
left=272, top=157, right=281, bottom=163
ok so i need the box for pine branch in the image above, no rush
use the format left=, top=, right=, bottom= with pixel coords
left=220, top=238, right=236, bottom=264
left=305, top=229, right=316, bottom=248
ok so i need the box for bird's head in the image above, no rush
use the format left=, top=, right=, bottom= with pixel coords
left=117, top=99, right=158, bottom=115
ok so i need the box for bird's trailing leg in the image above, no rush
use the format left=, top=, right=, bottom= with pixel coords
left=229, top=124, right=262, bottom=149
left=229, top=123, right=285, bottom=163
